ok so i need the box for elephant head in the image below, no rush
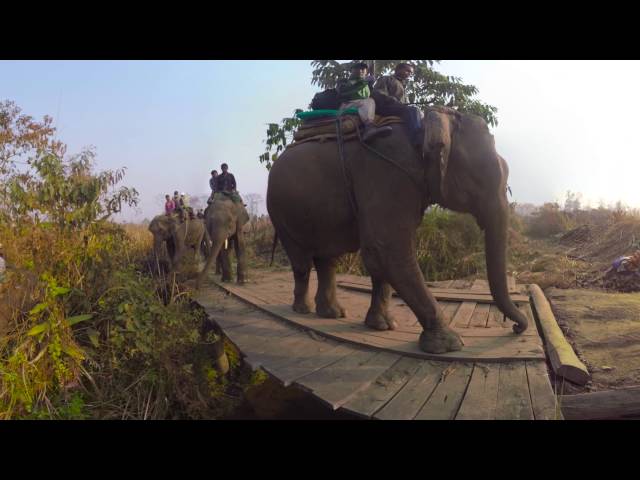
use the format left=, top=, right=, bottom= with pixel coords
left=423, top=107, right=527, bottom=333
left=148, top=214, right=179, bottom=263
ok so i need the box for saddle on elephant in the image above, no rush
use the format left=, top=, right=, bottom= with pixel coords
left=291, top=112, right=404, bottom=146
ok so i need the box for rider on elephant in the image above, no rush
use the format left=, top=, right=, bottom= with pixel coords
left=215, top=163, right=243, bottom=204
left=373, top=62, right=423, bottom=149
left=336, top=62, right=392, bottom=143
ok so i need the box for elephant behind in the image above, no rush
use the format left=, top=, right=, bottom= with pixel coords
left=148, top=214, right=207, bottom=271
left=266, top=106, right=528, bottom=354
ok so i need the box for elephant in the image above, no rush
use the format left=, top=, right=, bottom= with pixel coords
left=196, top=194, right=250, bottom=287
left=148, top=214, right=208, bottom=271
left=266, top=105, right=528, bottom=354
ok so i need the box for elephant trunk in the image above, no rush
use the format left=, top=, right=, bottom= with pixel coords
left=483, top=203, right=528, bottom=334
left=196, top=232, right=227, bottom=288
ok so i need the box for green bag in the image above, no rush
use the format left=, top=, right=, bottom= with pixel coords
left=295, top=108, right=359, bottom=120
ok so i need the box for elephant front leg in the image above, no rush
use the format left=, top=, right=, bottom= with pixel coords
left=385, top=251, right=463, bottom=354
left=215, top=252, right=223, bottom=275
left=313, top=257, right=346, bottom=318
left=364, top=277, right=398, bottom=331
left=233, top=229, right=248, bottom=284
left=220, top=242, right=232, bottom=282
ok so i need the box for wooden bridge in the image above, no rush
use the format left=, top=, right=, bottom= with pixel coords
left=194, top=270, right=562, bottom=420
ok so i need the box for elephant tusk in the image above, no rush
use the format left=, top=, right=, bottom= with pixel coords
left=224, top=239, right=228, bottom=250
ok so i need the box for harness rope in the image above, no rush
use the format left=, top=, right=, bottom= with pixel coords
left=334, top=112, right=429, bottom=217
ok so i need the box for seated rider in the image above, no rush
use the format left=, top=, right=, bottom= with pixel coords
left=208, top=169, right=218, bottom=204
left=164, top=194, right=176, bottom=216
left=336, top=62, right=392, bottom=143
left=173, top=190, right=182, bottom=214
left=180, top=192, right=195, bottom=219
left=373, top=62, right=423, bottom=148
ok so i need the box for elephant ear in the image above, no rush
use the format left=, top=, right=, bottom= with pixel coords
left=423, top=109, right=455, bottom=202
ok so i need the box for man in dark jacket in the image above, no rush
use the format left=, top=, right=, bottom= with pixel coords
left=373, top=62, right=423, bottom=148
left=216, top=163, right=236, bottom=193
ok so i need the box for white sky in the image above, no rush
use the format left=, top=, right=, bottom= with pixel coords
left=2, top=60, right=639, bottom=220
left=439, top=60, right=640, bottom=209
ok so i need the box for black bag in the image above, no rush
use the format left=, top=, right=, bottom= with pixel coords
left=310, top=88, right=340, bottom=110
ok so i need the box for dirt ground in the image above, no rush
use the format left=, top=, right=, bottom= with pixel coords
left=545, top=288, right=640, bottom=394
left=510, top=223, right=640, bottom=394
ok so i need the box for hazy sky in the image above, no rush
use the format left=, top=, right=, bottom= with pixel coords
left=1, top=60, right=638, bottom=221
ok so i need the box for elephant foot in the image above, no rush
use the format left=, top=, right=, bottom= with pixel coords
left=419, top=327, right=464, bottom=354
left=237, top=277, right=248, bottom=285
left=293, top=300, right=313, bottom=314
left=221, top=275, right=233, bottom=283
left=316, top=301, right=346, bottom=319
left=364, top=310, right=398, bottom=331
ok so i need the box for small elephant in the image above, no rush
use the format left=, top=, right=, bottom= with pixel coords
left=197, top=195, right=250, bottom=287
left=148, top=214, right=207, bottom=271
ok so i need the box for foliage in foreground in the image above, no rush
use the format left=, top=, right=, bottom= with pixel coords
left=0, top=101, right=255, bottom=419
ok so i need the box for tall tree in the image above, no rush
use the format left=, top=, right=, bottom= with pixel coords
left=259, top=60, right=498, bottom=170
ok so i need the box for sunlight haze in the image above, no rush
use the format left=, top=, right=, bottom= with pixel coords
left=1, top=59, right=637, bottom=220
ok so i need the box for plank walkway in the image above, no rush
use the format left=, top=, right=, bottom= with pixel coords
left=194, top=270, right=561, bottom=420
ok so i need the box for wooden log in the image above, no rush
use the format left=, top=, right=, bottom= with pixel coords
left=560, top=387, right=640, bottom=420
left=528, top=284, right=591, bottom=386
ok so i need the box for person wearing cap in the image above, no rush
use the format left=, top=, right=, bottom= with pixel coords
left=373, top=62, right=423, bottom=148
left=336, top=62, right=392, bottom=143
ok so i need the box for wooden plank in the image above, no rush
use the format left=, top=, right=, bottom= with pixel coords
left=221, top=318, right=302, bottom=370
left=468, top=279, right=491, bottom=329
left=525, top=361, right=561, bottom=420
left=340, top=357, right=424, bottom=418
left=214, top=279, right=546, bottom=361
left=495, top=363, right=534, bottom=420
left=375, top=361, right=447, bottom=420
left=339, top=280, right=520, bottom=296
left=469, top=303, right=491, bottom=328
left=529, top=284, right=591, bottom=385
left=451, top=301, right=476, bottom=328
left=295, top=350, right=401, bottom=410
left=414, top=363, right=474, bottom=420
left=274, top=343, right=358, bottom=387
left=487, top=303, right=508, bottom=328
left=520, top=302, right=541, bottom=337
left=337, top=283, right=529, bottom=304
left=560, top=386, right=640, bottom=420
left=206, top=312, right=268, bottom=330
left=508, top=276, right=516, bottom=292
left=440, top=302, right=460, bottom=325
left=455, top=363, right=500, bottom=420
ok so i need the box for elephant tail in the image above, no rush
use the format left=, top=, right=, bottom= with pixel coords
left=270, top=231, right=278, bottom=266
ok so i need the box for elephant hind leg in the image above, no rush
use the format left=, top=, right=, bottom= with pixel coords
left=313, top=256, right=346, bottom=318
left=360, top=249, right=397, bottom=330
left=278, top=234, right=313, bottom=314
left=364, top=276, right=398, bottom=331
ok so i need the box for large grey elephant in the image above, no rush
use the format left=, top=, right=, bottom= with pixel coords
left=196, top=195, right=250, bottom=287
left=148, top=214, right=208, bottom=271
left=266, top=106, right=528, bottom=354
